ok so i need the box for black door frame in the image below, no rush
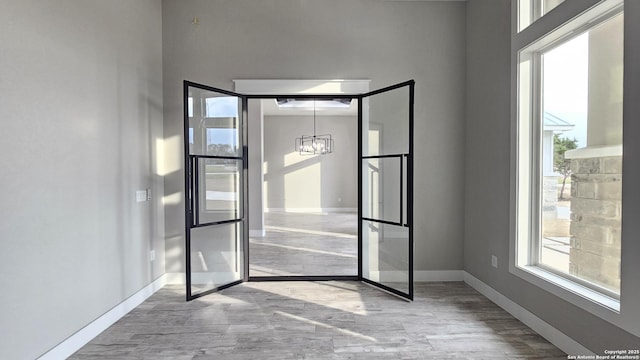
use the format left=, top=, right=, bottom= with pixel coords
left=183, top=80, right=415, bottom=300
left=183, top=81, right=250, bottom=301
left=358, top=80, right=415, bottom=301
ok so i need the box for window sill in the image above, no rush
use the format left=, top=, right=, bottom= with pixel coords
left=511, top=264, right=620, bottom=316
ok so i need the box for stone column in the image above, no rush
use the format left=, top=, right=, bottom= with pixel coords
left=567, top=148, right=621, bottom=291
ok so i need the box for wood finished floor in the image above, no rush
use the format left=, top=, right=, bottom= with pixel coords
left=70, top=281, right=565, bottom=359
left=250, top=212, right=358, bottom=277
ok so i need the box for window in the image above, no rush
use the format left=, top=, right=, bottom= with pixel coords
left=518, top=0, right=566, bottom=31
left=516, top=1, right=623, bottom=303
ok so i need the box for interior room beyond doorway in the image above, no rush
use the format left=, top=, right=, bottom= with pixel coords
left=248, top=97, right=359, bottom=277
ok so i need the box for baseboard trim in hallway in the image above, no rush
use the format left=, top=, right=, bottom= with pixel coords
left=37, top=274, right=168, bottom=360
left=462, top=271, right=594, bottom=356
left=265, top=208, right=358, bottom=214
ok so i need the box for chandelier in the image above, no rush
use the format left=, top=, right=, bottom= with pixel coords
left=295, top=100, right=334, bottom=155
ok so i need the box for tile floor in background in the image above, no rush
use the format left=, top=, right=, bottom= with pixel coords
left=250, top=212, right=358, bottom=277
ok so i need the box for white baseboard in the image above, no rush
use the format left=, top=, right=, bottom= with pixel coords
left=266, top=208, right=357, bottom=214
left=463, top=271, right=593, bottom=356
left=324, top=208, right=358, bottom=213
left=38, top=274, right=168, bottom=360
left=249, top=229, right=266, bottom=237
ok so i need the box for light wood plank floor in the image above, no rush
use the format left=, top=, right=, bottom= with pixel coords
left=70, top=281, right=565, bottom=359
left=250, top=212, right=358, bottom=277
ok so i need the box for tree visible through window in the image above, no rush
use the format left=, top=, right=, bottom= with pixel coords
left=553, top=134, right=577, bottom=200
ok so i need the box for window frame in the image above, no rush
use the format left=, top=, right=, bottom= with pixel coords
left=509, top=0, right=640, bottom=335
left=523, top=15, right=623, bottom=300
left=518, top=0, right=566, bottom=32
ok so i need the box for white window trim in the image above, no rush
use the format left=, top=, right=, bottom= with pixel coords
left=519, top=2, right=623, bottom=300
left=510, top=0, right=640, bottom=338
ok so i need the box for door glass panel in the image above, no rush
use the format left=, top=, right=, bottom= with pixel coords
left=185, top=82, right=246, bottom=300
left=362, top=220, right=409, bottom=294
left=188, top=88, right=242, bottom=157
left=197, top=158, right=242, bottom=224
left=362, top=157, right=402, bottom=224
left=189, top=222, right=244, bottom=295
left=361, top=81, right=413, bottom=300
left=362, top=86, right=409, bottom=157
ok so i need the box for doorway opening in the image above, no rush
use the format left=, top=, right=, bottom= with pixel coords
left=248, top=97, right=359, bottom=279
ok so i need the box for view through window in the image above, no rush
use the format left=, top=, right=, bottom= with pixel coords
left=519, top=8, right=624, bottom=297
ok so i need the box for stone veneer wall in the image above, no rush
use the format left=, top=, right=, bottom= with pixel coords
left=569, top=155, right=622, bottom=292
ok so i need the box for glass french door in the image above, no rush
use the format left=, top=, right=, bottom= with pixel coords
left=183, top=79, right=413, bottom=301
left=184, top=81, right=248, bottom=300
left=359, top=80, right=414, bottom=300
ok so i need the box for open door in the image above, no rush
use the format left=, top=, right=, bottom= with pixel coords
left=183, top=79, right=413, bottom=301
left=184, top=81, right=249, bottom=300
left=359, top=80, right=414, bottom=300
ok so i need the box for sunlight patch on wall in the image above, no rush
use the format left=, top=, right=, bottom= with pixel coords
left=156, top=135, right=182, bottom=176
left=284, top=162, right=321, bottom=209
left=300, top=81, right=348, bottom=94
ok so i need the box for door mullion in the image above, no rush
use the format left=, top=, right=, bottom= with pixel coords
left=183, top=81, right=248, bottom=301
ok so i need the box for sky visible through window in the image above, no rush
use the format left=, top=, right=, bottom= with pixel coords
left=543, top=33, right=588, bottom=147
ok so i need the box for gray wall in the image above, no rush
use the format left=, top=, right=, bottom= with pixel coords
left=0, top=1, right=164, bottom=359
left=464, top=0, right=640, bottom=353
left=263, top=115, right=358, bottom=211
left=162, top=0, right=467, bottom=273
